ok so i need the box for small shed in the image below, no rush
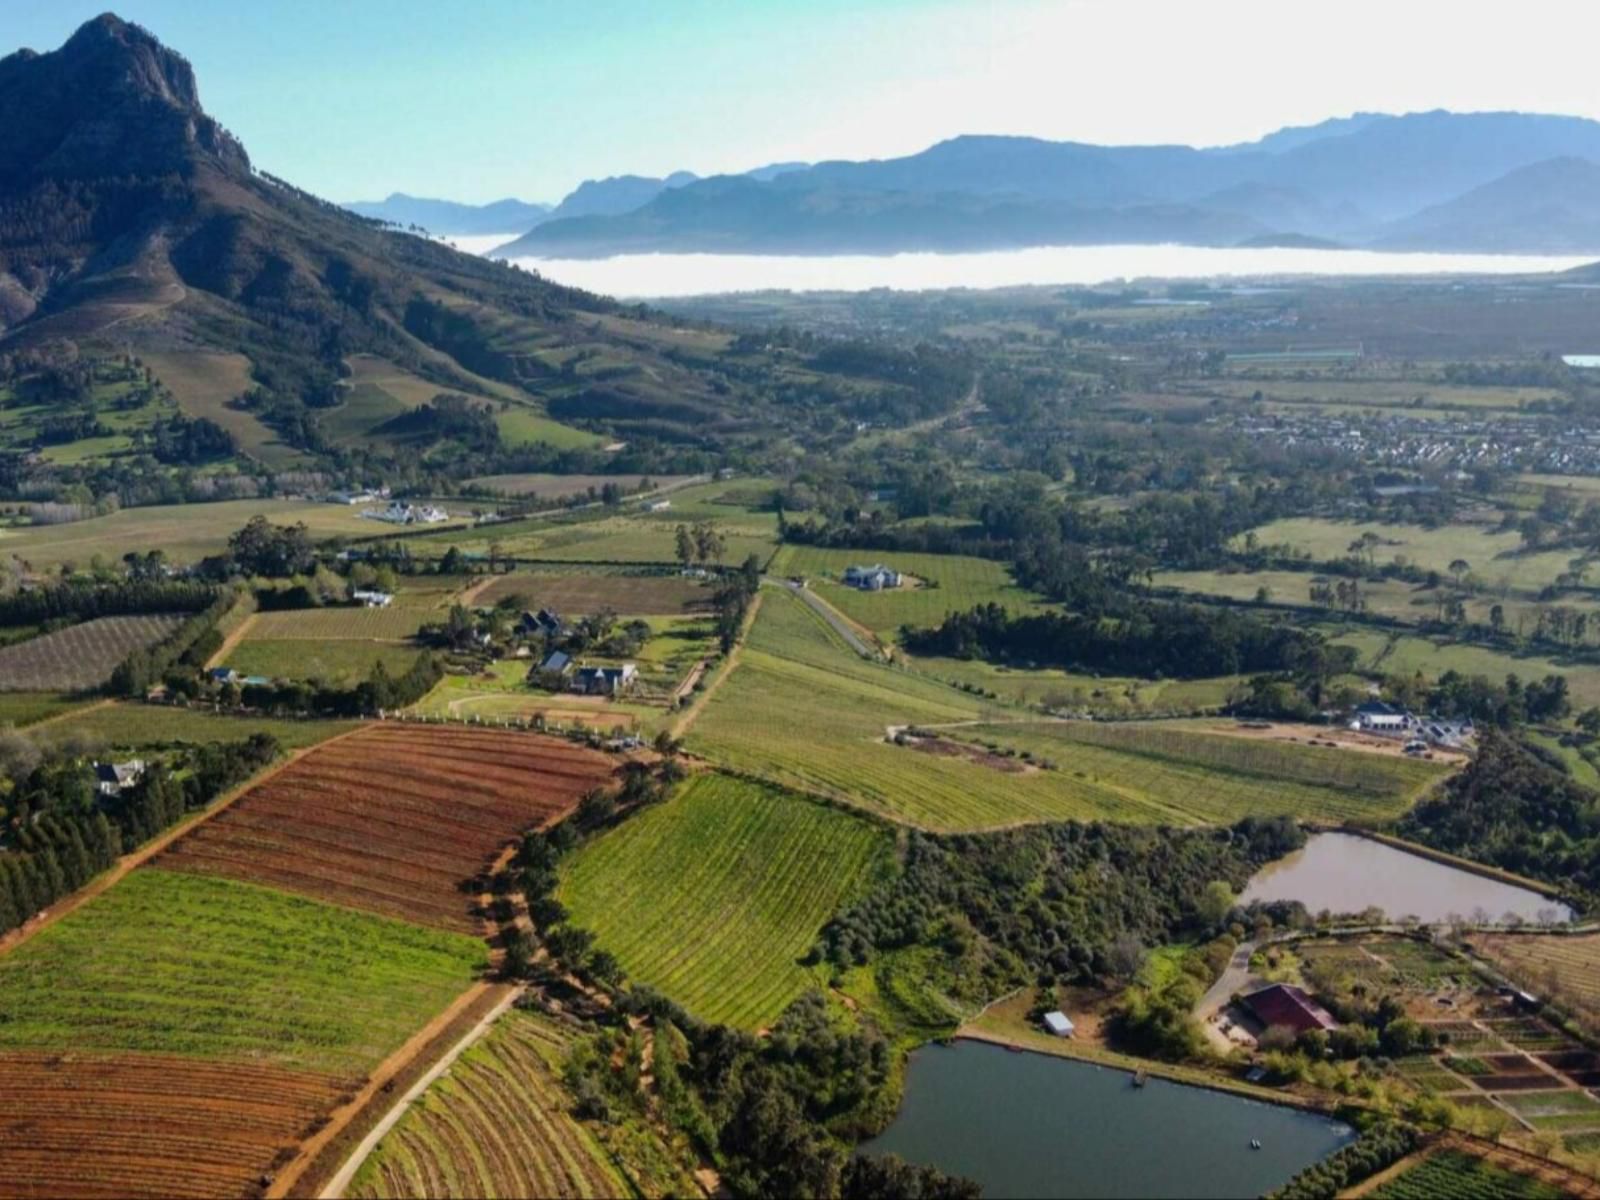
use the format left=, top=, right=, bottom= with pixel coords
left=1042, top=1011, right=1075, bottom=1038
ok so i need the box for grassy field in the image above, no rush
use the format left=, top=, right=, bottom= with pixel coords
left=347, top=1010, right=643, bottom=1199
left=0, top=692, right=93, bottom=728
left=1327, top=628, right=1600, bottom=708
left=0, top=499, right=458, bottom=570
left=687, top=587, right=1435, bottom=830
left=0, top=614, right=185, bottom=691
left=473, top=570, right=713, bottom=615
left=418, top=511, right=780, bottom=567
left=463, top=472, right=688, bottom=498
left=1241, top=518, right=1579, bottom=594
left=769, top=545, right=1045, bottom=635
left=409, top=660, right=661, bottom=732
left=225, top=639, right=422, bottom=686
left=0, top=869, right=484, bottom=1075
left=141, top=351, right=305, bottom=468
left=560, top=774, right=889, bottom=1029
left=906, top=651, right=1242, bottom=716
left=245, top=607, right=433, bottom=640
left=37, top=702, right=359, bottom=750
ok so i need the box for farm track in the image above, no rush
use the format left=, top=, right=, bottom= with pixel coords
left=205, top=610, right=259, bottom=669
left=267, top=982, right=517, bottom=1200
left=0, top=723, right=372, bottom=958
left=157, top=724, right=616, bottom=933
left=670, top=591, right=761, bottom=739
left=320, top=986, right=525, bottom=1198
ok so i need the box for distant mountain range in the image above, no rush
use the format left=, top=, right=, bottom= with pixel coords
left=345, top=193, right=551, bottom=235
left=479, top=112, right=1600, bottom=258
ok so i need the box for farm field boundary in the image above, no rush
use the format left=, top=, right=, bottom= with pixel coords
left=0, top=722, right=370, bottom=958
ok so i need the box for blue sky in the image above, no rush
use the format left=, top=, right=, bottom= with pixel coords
left=9, top=1, right=1600, bottom=205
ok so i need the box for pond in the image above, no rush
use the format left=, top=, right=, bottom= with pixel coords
left=1240, top=832, right=1572, bottom=925
left=858, top=1040, right=1352, bottom=1199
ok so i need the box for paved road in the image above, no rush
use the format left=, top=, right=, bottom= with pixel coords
left=1196, top=940, right=1260, bottom=1020
left=766, top=578, right=875, bottom=658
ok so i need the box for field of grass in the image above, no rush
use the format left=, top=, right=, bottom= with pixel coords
left=409, top=660, right=661, bottom=733
left=245, top=607, right=433, bottom=640
left=418, top=510, right=779, bottom=568
left=560, top=774, right=890, bottom=1029
left=1330, top=629, right=1600, bottom=708
left=0, top=692, right=92, bottom=728
left=38, top=701, right=358, bottom=750
left=906, top=652, right=1242, bottom=716
left=463, top=472, right=686, bottom=498
left=0, top=869, right=484, bottom=1075
left=473, top=570, right=713, bottom=615
left=0, top=614, right=185, bottom=691
left=0, top=499, right=453, bottom=570
left=1196, top=378, right=1553, bottom=410
left=347, top=1010, right=630, bottom=1199
left=225, top=639, right=422, bottom=686
left=1241, top=518, right=1578, bottom=595
left=769, top=545, right=1045, bottom=635
left=141, top=351, right=305, bottom=468
left=688, top=587, right=1435, bottom=830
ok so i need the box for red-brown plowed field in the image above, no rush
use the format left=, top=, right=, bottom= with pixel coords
left=0, top=1051, right=353, bottom=1199
left=156, top=725, right=615, bottom=933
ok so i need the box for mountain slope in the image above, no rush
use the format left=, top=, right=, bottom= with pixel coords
left=0, top=15, right=795, bottom=459
left=504, top=112, right=1600, bottom=258
left=343, top=194, right=550, bottom=236
left=1377, top=157, right=1600, bottom=252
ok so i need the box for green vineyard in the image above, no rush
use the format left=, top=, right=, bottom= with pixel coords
left=560, top=774, right=890, bottom=1029
left=348, top=1011, right=648, bottom=1199
left=1372, top=1149, right=1567, bottom=1199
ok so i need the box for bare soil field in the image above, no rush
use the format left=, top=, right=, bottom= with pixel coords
left=0, top=1050, right=352, bottom=1199
left=0, top=614, right=184, bottom=691
left=473, top=571, right=712, bottom=615
left=155, top=724, right=616, bottom=933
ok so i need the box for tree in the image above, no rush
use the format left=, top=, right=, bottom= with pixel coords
left=674, top=524, right=694, bottom=568
left=1198, top=880, right=1235, bottom=926
left=1448, top=558, right=1471, bottom=589
left=692, top=521, right=725, bottom=566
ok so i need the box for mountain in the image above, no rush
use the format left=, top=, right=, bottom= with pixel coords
left=541, top=172, right=699, bottom=223
left=0, top=15, right=811, bottom=457
left=1378, top=157, right=1600, bottom=253
left=343, top=193, right=550, bottom=235
left=501, top=173, right=1266, bottom=258
left=502, top=112, right=1600, bottom=258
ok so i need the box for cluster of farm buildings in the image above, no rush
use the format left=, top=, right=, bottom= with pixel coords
left=1348, top=701, right=1473, bottom=753
left=522, top=609, right=640, bottom=697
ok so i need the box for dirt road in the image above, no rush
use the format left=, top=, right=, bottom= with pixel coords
left=770, top=578, right=875, bottom=658
left=318, top=985, right=526, bottom=1198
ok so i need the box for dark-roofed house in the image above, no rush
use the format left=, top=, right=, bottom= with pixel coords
left=93, top=759, right=146, bottom=798
left=1242, top=983, right=1338, bottom=1035
left=533, top=650, right=574, bottom=688
left=520, top=608, right=566, bottom=639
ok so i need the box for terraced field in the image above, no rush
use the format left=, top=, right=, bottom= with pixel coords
left=348, top=1011, right=655, bottom=1199
left=0, top=869, right=484, bottom=1073
left=0, top=614, right=184, bottom=690
left=560, top=774, right=890, bottom=1029
left=770, top=544, right=1045, bottom=634
left=688, top=588, right=1435, bottom=830
left=0, top=1052, right=352, bottom=1199
left=158, top=725, right=616, bottom=932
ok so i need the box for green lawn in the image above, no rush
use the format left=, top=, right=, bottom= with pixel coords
left=560, top=774, right=889, bottom=1029
left=0, top=869, right=485, bottom=1075
left=1330, top=628, right=1600, bottom=708
left=906, top=652, right=1242, bottom=716
left=770, top=545, right=1044, bottom=635
left=40, top=702, right=358, bottom=750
